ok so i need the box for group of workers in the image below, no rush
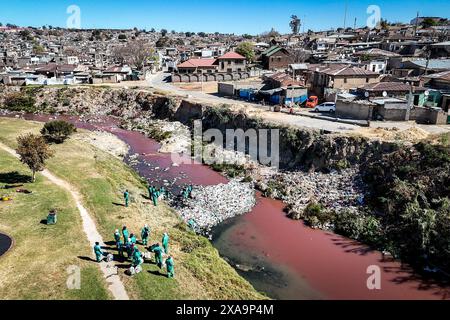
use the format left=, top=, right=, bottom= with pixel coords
left=94, top=225, right=174, bottom=278
left=147, top=185, right=168, bottom=207
left=123, top=183, right=194, bottom=208
left=103, top=182, right=198, bottom=279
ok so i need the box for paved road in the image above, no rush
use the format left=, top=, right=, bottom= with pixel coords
left=147, top=73, right=362, bottom=132
left=147, top=73, right=450, bottom=135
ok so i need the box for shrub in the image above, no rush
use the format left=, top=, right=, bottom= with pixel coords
left=40, top=120, right=76, bottom=144
left=303, top=202, right=335, bottom=228
left=3, top=92, right=36, bottom=112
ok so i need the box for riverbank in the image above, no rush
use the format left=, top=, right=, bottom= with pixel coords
left=1, top=86, right=449, bottom=298
left=0, top=146, right=111, bottom=299
left=0, top=117, right=265, bottom=300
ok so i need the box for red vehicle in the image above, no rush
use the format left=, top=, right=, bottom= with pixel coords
left=306, top=96, right=319, bottom=108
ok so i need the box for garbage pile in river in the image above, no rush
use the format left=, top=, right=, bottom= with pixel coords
left=176, top=180, right=256, bottom=238
left=253, top=166, right=366, bottom=218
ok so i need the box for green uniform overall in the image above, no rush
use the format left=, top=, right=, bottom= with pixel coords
left=152, top=191, right=159, bottom=206
left=114, top=231, right=121, bottom=243
left=165, top=256, right=174, bottom=278
left=122, top=229, right=129, bottom=244
left=132, top=250, right=143, bottom=267
left=94, top=244, right=103, bottom=262
left=124, top=191, right=130, bottom=207
left=162, top=233, right=169, bottom=254
left=148, top=186, right=154, bottom=199
left=117, top=240, right=124, bottom=257
left=130, top=235, right=137, bottom=244
left=153, top=245, right=164, bottom=268
left=141, top=226, right=150, bottom=246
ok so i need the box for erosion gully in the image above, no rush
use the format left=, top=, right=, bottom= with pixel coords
left=5, top=113, right=450, bottom=300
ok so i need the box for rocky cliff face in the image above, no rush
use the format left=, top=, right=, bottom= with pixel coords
left=0, top=86, right=398, bottom=171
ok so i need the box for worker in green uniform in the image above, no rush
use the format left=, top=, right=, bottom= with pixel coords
left=114, top=229, right=121, bottom=243
left=141, top=224, right=150, bottom=246
left=130, top=233, right=137, bottom=244
left=114, top=229, right=123, bottom=257
left=124, top=190, right=130, bottom=207
left=152, top=190, right=159, bottom=206
left=117, top=239, right=124, bottom=257
left=147, top=185, right=154, bottom=199
left=187, top=218, right=196, bottom=231
left=162, top=232, right=169, bottom=254
left=152, top=243, right=164, bottom=269
left=165, top=256, right=175, bottom=278
left=132, top=249, right=143, bottom=267
left=122, top=226, right=129, bottom=244
left=94, top=242, right=103, bottom=263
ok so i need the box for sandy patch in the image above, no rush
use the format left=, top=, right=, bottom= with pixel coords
left=75, top=131, right=129, bottom=159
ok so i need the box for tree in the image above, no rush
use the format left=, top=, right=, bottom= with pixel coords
left=16, top=134, right=54, bottom=182
left=421, top=18, right=438, bottom=28
left=380, top=19, right=389, bottom=30
left=40, top=120, right=77, bottom=144
left=289, top=15, right=301, bottom=34
left=161, top=29, right=168, bottom=36
left=113, top=40, right=158, bottom=70
left=235, top=42, right=255, bottom=63
left=198, top=32, right=207, bottom=38
left=118, top=34, right=127, bottom=40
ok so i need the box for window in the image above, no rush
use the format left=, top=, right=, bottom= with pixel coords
left=344, top=78, right=347, bottom=84
left=366, top=78, right=369, bottom=83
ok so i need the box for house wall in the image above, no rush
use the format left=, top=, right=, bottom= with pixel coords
left=336, top=100, right=374, bottom=120
left=263, top=52, right=292, bottom=70
left=217, top=59, right=246, bottom=73
left=332, top=76, right=379, bottom=90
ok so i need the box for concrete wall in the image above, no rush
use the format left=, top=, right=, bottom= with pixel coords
left=336, top=100, right=374, bottom=120
left=337, top=100, right=449, bottom=124
left=411, top=107, right=448, bottom=125
left=218, top=83, right=235, bottom=96
left=172, top=72, right=250, bottom=83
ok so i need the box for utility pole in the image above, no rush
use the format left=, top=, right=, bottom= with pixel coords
left=343, top=2, right=348, bottom=30
left=414, top=11, right=419, bottom=37
left=406, top=83, right=414, bottom=121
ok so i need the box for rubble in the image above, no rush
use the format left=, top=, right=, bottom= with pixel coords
left=175, top=180, right=256, bottom=238
left=252, top=166, right=366, bottom=219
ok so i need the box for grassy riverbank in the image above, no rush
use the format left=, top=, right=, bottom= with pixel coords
left=0, top=117, right=265, bottom=300
left=0, top=149, right=111, bottom=300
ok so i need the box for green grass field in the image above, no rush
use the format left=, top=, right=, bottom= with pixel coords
left=0, top=149, right=111, bottom=300
left=0, top=117, right=265, bottom=300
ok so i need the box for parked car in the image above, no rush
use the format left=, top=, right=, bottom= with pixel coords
left=313, top=102, right=336, bottom=113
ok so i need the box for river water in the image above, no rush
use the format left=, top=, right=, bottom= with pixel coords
left=5, top=113, right=450, bottom=300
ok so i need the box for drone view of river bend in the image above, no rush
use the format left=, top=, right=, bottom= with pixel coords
left=4, top=113, right=449, bottom=300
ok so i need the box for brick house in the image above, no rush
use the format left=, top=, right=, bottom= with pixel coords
left=261, top=46, right=293, bottom=70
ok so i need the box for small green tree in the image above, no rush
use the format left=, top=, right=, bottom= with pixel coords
left=16, top=134, right=54, bottom=182
left=235, top=42, right=255, bottom=63
left=40, top=120, right=76, bottom=144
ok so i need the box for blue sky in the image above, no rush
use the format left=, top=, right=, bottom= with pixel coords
left=1, top=0, right=449, bottom=34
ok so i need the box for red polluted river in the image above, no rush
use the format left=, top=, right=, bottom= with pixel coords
left=9, top=114, right=450, bottom=300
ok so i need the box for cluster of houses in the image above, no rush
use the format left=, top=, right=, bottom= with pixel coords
left=1, top=16, right=449, bottom=124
